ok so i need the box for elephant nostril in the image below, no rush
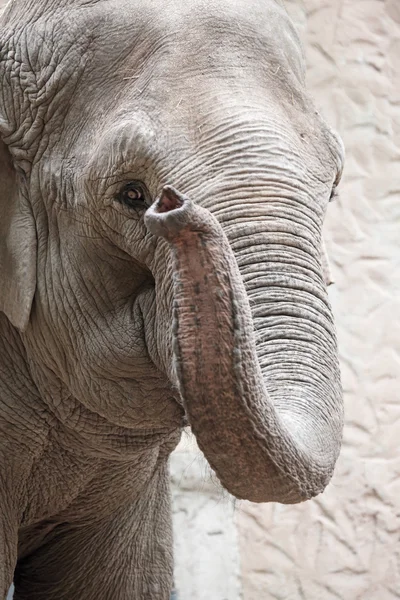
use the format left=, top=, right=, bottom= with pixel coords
left=145, top=186, right=209, bottom=240
left=156, top=185, right=185, bottom=213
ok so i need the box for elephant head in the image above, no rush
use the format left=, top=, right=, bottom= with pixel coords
left=0, top=0, right=344, bottom=503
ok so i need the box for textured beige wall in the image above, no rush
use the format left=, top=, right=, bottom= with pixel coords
left=237, top=1, right=400, bottom=598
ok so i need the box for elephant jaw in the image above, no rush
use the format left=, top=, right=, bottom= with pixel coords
left=145, top=187, right=343, bottom=504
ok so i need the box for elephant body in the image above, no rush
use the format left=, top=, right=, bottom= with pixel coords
left=0, top=0, right=344, bottom=598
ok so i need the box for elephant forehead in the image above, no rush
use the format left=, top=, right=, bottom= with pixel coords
left=159, top=0, right=304, bottom=82
left=1, top=0, right=301, bottom=121
left=1, top=0, right=303, bottom=116
left=89, top=0, right=304, bottom=89
left=0, top=0, right=337, bottom=185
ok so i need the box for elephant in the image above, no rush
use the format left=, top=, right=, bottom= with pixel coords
left=0, top=0, right=345, bottom=598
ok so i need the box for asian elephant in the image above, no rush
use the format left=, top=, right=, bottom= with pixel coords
left=0, top=0, right=345, bottom=598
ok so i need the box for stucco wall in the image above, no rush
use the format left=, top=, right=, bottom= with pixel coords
left=171, top=435, right=242, bottom=599
left=236, top=1, right=400, bottom=598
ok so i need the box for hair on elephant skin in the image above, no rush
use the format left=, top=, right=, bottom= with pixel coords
left=0, top=0, right=345, bottom=598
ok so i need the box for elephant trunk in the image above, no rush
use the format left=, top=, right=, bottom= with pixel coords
left=145, top=186, right=343, bottom=504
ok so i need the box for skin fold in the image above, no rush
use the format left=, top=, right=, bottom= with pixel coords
left=0, top=0, right=345, bottom=598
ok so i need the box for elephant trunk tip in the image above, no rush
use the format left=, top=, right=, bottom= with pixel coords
left=144, top=185, right=221, bottom=241
left=144, top=185, right=191, bottom=239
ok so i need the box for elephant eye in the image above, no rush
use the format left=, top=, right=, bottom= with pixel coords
left=117, top=181, right=150, bottom=209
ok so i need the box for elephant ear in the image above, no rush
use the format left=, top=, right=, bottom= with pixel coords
left=0, top=139, right=37, bottom=331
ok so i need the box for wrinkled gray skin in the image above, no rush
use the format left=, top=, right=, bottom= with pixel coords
left=0, top=0, right=345, bottom=598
